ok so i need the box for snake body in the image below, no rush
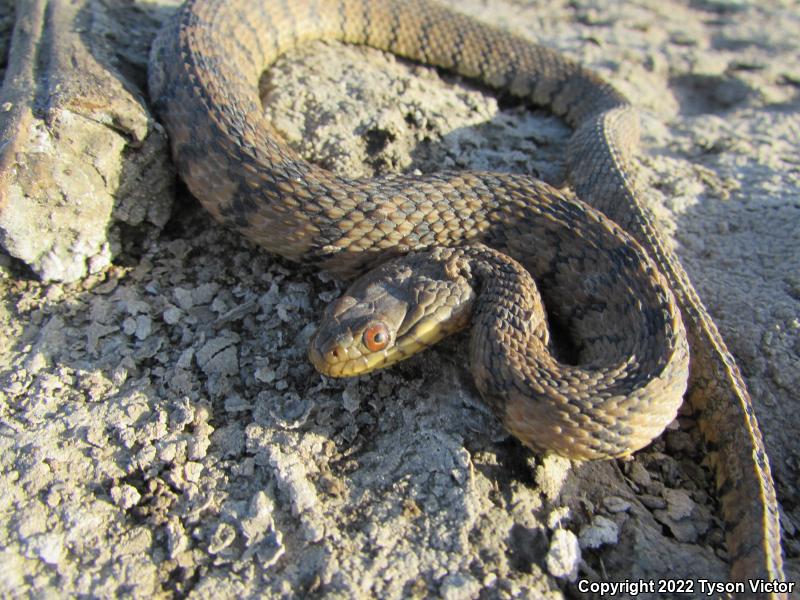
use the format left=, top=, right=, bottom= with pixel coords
left=148, top=0, right=784, bottom=586
left=308, top=241, right=689, bottom=460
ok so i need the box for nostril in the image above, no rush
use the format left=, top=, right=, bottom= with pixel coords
left=330, top=348, right=340, bottom=360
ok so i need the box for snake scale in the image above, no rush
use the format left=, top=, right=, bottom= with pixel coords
left=148, top=0, right=784, bottom=588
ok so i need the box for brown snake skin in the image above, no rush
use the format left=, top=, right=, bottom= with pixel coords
left=308, top=240, right=690, bottom=461
left=148, top=0, right=785, bottom=588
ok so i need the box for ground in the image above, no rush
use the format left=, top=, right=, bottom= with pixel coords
left=0, top=0, right=798, bottom=598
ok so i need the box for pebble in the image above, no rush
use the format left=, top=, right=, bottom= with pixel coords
left=134, top=315, right=152, bottom=340
left=603, top=496, right=631, bottom=513
left=173, top=287, right=194, bottom=311
left=110, top=484, right=142, bottom=510
left=664, top=488, right=696, bottom=521
left=184, top=462, right=204, bottom=483
left=440, top=573, right=480, bottom=600
left=163, top=305, right=183, bottom=324
left=31, top=533, right=64, bottom=566
left=192, top=283, right=219, bottom=305
left=196, top=335, right=240, bottom=376
left=122, top=317, right=137, bottom=336
left=627, top=462, right=652, bottom=488
left=546, top=529, right=581, bottom=582
left=208, top=523, right=236, bottom=555
left=579, top=515, right=619, bottom=549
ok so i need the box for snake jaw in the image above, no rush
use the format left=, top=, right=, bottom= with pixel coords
left=309, top=311, right=468, bottom=378
left=308, top=315, right=423, bottom=378
left=308, top=320, right=395, bottom=377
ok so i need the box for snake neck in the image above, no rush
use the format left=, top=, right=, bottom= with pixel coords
left=460, top=243, right=688, bottom=460
left=461, top=244, right=550, bottom=349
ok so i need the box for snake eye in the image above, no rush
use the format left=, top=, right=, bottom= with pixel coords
left=363, top=322, right=390, bottom=353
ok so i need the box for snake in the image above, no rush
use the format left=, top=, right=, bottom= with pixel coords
left=148, top=0, right=785, bottom=587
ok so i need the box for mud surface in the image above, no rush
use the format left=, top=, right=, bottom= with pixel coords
left=0, top=0, right=798, bottom=597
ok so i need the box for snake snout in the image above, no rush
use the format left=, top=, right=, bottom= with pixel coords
left=308, top=327, right=351, bottom=377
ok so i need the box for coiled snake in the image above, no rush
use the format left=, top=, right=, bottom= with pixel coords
left=148, top=0, right=784, bottom=587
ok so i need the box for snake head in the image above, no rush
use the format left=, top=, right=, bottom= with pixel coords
left=309, top=248, right=476, bottom=377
